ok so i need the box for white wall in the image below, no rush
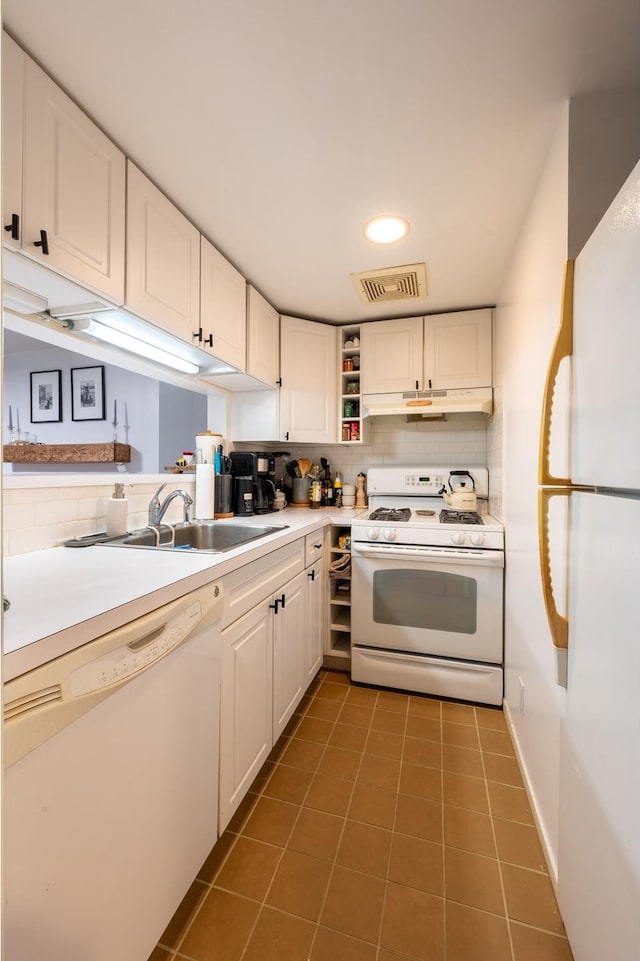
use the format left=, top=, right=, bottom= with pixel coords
left=493, top=104, right=570, bottom=879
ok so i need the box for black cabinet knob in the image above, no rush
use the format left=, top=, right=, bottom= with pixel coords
left=204, top=334, right=213, bottom=347
left=193, top=327, right=203, bottom=343
left=4, top=213, right=19, bottom=241
left=33, top=228, right=49, bottom=255
left=307, top=570, right=315, bottom=581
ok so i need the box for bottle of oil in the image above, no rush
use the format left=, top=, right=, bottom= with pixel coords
left=334, top=471, right=342, bottom=508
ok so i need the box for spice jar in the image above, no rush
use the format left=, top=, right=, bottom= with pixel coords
left=343, top=358, right=354, bottom=372
left=342, top=423, right=351, bottom=441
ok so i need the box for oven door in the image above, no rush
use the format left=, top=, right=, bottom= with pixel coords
left=351, top=543, right=503, bottom=662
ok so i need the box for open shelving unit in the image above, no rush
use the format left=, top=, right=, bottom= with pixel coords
left=339, top=325, right=362, bottom=444
left=326, top=523, right=352, bottom=667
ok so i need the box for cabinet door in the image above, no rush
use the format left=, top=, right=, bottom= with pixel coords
left=219, top=600, right=273, bottom=832
left=200, top=236, right=246, bottom=370
left=280, top=316, right=337, bottom=443
left=2, top=34, right=24, bottom=252
left=423, top=308, right=492, bottom=389
left=23, top=57, right=125, bottom=303
left=361, top=316, right=423, bottom=393
left=305, top=561, right=324, bottom=685
left=126, top=161, right=200, bottom=339
left=247, top=285, right=280, bottom=387
left=273, top=572, right=305, bottom=739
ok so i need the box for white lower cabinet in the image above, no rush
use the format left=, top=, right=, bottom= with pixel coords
left=219, top=599, right=273, bottom=833
left=272, top=572, right=305, bottom=740
left=304, top=559, right=324, bottom=686
left=219, top=540, right=320, bottom=832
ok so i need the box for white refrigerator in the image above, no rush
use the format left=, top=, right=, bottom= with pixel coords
left=539, top=160, right=640, bottom=960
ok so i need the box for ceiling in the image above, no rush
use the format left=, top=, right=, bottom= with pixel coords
left=4, top=1, right=639, bottom=324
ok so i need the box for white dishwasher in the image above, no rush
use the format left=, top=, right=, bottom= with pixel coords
left=3, top=580, right=223, bottom=961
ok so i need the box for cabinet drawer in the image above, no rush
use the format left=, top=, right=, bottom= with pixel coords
left=305, top=531, right=325, bottom=567
left=221, top=540, right=304, bottom=629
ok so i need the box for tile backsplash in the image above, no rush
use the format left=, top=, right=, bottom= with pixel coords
left=3, top=411, right=495, bottom=556
left=236, top=411, right=489, bottom=482
left=3, top=478, right=195, bottom=557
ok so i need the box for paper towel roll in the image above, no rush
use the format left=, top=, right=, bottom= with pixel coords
left=195, top=464, right=216, bottom=519
left=195, top=432, right=223, bottom=465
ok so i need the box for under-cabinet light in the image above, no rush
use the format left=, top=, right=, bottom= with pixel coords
left=2, top=281, right=49, bottom=315
left=73, top=318, right=200, bottom=375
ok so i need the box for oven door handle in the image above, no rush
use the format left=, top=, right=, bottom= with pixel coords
left=352, top=544, right=504, bottom=567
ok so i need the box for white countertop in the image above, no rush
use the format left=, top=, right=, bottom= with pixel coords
left=3, top=508, right=364, bottom=682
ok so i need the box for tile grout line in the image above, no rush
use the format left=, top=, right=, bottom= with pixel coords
left=474, top=705, right=517, bottom=961
left=168, top=673, right=324, bottom=959
left=304, top=681, right=381, bottom=959
left=374, top=692, right=411, bottom=961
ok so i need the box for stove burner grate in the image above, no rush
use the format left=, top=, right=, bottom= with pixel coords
left=440, top=509, right=484, bottom=525
left=368, top=507, right=412, bottom=523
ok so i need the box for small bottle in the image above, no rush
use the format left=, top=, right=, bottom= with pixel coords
left=334, top=472, right=343, bottom=508
left=106, top=482, right=128, bottom=536
left=310, top=479, right=322, bottom=509
left=325, top=466, right=334, bottom=506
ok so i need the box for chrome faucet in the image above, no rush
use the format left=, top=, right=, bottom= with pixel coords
left=148, top=483, right=193, bottom=526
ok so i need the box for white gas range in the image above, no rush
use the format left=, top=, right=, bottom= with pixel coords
left=350, top=467, right=504, bottom=705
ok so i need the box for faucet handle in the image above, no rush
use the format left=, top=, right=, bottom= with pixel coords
left=153, top=482, right=167, bottom=500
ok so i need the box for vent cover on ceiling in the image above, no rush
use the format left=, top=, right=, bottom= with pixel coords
left=351, top=263, right=428, bottom=305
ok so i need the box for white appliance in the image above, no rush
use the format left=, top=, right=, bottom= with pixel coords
left=538, top=161, right=640, bottom=960
left=3, top=582, right=223, bottom=961
left=351, top=466, right=504, bottom=705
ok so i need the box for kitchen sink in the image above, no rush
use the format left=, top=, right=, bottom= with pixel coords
left=102, top=521, right=288, bottom=553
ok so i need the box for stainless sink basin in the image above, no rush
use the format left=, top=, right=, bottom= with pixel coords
left=102, top=521, right=288, bottom=553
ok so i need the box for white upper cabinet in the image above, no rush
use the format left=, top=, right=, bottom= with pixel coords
left=424, top=309, right=492, bottom=389
left=361, top=316, right=423, bottom=393
left=3, top=37, right=126, bottom=303
left=200, top=236, right=246, bottom=370
left=2, top=34, right=24, bottom=253
left=126, top=161, right=200, bottom=340
left=280, top=316, right=337, bottom=444
left=361, top=310, right=492, bottom=392
left=247, top=285, right=280, bottom=387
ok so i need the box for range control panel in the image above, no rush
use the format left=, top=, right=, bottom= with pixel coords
left=366, top=466, right=489, bottom=499
left=403, top=473, right=446, bottom=492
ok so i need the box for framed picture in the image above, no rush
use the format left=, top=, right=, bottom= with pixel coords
left=30, top=369, right=62, bottom=423
left=71, top=365, right=106, bottom=421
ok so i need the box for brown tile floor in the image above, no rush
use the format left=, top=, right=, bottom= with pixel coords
left=150, top=671, right=574, bottom=961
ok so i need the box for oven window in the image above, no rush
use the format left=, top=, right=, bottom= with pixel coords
left=372, top=569, right=477, bottom=634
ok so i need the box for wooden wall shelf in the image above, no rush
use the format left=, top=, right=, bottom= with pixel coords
left=3, top=443, right=131, bottom=464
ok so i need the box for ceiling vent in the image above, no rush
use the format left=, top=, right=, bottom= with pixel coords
left=351, top=263, right=428, bottom=305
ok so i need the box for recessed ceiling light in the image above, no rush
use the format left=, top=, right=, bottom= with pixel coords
left=364, top=216, right=410, bottom=244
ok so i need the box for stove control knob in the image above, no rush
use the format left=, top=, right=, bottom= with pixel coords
left=451, top=531, right=466, bottom=546
left=367, top=528, right=380, bottom=540
left=384, top=529, right=397, bottom=541
left=470, top=532, right=485, bottom=546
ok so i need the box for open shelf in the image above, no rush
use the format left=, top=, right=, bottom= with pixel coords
left=339, top=325, right=362, bottom=444
left=325, top=524, right=354, bottom=668
left=3, top=442, right=132, bottom=464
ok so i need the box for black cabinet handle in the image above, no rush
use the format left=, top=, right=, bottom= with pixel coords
left=4, top=213, right=19, bottom=241
left=276, top=377, right=282, bottom=387
left=415, top=380, right=419, bottom=390
left=307, top=570, right=315, bottom=581
left=269, top=599, right=280, bottom=614
left=314, top=543, right=322, bottom=550
left=279, top=593, right=286, bottom=609
left=204, top=334, right=213, bottom=347
left=33, top=229, right=49, bottom=255
left=193, top=327, right=203, bottom=343
left=428, top=378, right=432, bottom=389
left=284, top=432, right=289, bottom=441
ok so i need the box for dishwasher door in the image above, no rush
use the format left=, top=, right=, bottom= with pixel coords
left=3, top=581, right=223, bottom=961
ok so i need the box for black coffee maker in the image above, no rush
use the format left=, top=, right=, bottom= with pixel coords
left=230, top=451, right=276, bottom=515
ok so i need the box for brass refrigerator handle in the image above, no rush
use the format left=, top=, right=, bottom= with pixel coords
left=537, top=487, right=570, bottom=650
left=538, top=260, right=574, bottom=487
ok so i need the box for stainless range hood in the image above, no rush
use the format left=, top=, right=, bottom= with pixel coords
left=363, top=387, right=493, bottom=419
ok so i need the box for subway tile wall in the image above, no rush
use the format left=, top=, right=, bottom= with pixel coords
left=4, top=412, right=496, bottom=556
left=2, top=479, right=195, bottom=557
left=236, top=412, right=489, bottom=485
